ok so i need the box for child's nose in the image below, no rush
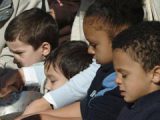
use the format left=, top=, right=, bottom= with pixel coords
left=115, top=77, right=122, bottom=85
left=45, top=81, right=52, bottom=91
left=13, top=54, right=20, bottom=62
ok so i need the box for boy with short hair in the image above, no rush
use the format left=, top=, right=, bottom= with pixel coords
left=0, top=0, right=50, bottom=70
left=43, top=41, right=92, bottom=92
left=5, top=8, right=59, bottom=67
left=113, top=21, right=160, bottom=120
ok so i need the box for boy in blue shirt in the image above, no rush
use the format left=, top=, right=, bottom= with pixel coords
left=113, top=21, right=160, bottom=120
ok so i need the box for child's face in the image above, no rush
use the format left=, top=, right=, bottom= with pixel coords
left=113, top=49, right=153, bottom=103
left=44, top=64, right=68, bottom=91
left=7, top=39, right=45, bottom=67
left=83, top=22, right=112, bottom=65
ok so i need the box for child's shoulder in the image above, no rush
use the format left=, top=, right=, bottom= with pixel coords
left=118, top=90, right=160, bottom=120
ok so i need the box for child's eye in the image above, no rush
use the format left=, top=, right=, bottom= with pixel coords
left=15, top=52, right=23, bottom=55
left=50, top=80, right=56, bottom=84
left=90, top=44, right=96, bottom=48
left=122, top=74, right=127, bottom=78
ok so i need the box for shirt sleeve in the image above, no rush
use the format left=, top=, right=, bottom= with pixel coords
left=22, top=62, right=46, bottom=87
left=43, top=59, right=100, bottom=109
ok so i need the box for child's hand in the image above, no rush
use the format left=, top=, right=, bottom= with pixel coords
left=0, top=69, right=24, bottom=98
left=22, top=98, right=52, bottom=115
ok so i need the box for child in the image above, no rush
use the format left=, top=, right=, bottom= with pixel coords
left=0, top=0, right=50, bottom=70
left=17, top=0, right=144, bottom=119
left=0, top=8, right=59, bottom=96
left=23, top=41, right=93, bottom=114
left=5, top=8, right=59, bottom=67
left=112, top=21, right=160, bottom=120
left=43, top=41, right=92, bottom=92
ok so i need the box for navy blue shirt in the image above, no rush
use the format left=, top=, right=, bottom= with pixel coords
left=117, top=90, right=160, bottom=120
left=80, top=63, right=125, bottom=120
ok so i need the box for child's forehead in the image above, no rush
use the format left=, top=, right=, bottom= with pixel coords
left=83, top=23, right=110, bottom=37
left=14, top=34, right=31, bottom=45
left=83, top=16, right=109, bottom=30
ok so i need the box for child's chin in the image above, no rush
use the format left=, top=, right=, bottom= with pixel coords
left=124, top=98, right=135, bottom=103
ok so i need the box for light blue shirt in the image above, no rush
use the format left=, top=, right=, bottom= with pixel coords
left=96, top=72, right=117, bottom=96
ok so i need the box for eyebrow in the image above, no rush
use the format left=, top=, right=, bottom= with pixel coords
left=8, top=46, right=22, bottom=52
left=46, top=73, right=54, bottom=77
left=10, top=49, right=24, bottom=54
left=116, top=68, right=128, bottom=74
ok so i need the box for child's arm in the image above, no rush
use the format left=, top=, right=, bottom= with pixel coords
left=22, top=98, right=52, bottom=115
left=43, top=59, right=100, bottom=109
left=0, top=60, right=100, bottom=109
left=22, top=60, right=99, bottom=115
left=40, top=102, right=81, bottom=118
left=17, top=100, right=81, bottom=119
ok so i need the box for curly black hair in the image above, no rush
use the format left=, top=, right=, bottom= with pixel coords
left=112, top=21, right=160, bottom=71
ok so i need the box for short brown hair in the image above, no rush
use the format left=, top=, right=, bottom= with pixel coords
left=5, top=8, right=59, bottom=51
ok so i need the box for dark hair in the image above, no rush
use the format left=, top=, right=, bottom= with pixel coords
left=45, top=41, right=93, bottom=79
left=5, top=8, right=59, bottom=50
left=112, top=21, right=160, bottom=71
left=84, top=0, right=144, bottom=40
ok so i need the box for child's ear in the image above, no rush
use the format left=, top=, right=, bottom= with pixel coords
left=41, top=42, right=51, bottom=56
left=151, top=66, right=160, bottom=84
